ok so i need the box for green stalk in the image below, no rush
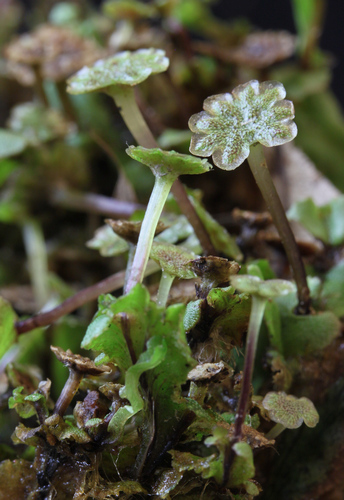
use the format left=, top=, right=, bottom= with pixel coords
left=265, top=422, right=286, bottom=440
left=223, top=295, right=267, bottom=486
left=233, top=295, right=267, bottom=442
left=247, top=144, right=310, bottom=314
left=107, top=86, right=157, bottom=148
left=106, top=85, right=215, bottom=256
left=124, top=176, right=173, bottom=293
left=156, top=271, right=174, bottom=308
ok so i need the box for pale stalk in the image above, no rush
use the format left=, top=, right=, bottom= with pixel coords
left=223, top=295, right=267, bottom=486
left=125, top=176, right=173, bottom=293
left=156, top=272, right=174, bottom=308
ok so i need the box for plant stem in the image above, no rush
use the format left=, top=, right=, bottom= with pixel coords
left=223, top=295, right=266, bottom=486
left=54, top=369, right=83, bottom=416
left=15, top=261, right=160, bottom=334
left=233, top=295, right=267, bottom=442
left=247, top=144, right=310, bottom=314
left=156, top=272, right=174, bottom=308
left=107, top=86, right=157, bottom=149
left=265, top=422, right=286, bottom=440
left=56, top=80, right=78, bottom=122
left=106, top=85, right=215, bottom=256
left=125, top=176, right=173, bottom=293
left=33, top=64, right=49, bottom=107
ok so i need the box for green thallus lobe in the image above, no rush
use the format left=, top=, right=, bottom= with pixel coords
left=188, top=79, right=310, bottom=313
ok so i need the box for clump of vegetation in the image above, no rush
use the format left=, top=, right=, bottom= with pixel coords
left=0, top=1, right=343, bottom=499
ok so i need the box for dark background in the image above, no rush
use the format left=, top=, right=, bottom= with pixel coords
left=212, top=0, right=344, bottom=107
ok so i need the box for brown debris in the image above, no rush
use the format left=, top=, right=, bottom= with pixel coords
left=50, top=346, right=111, bottom=376
left=74, top=390, right=109, bottom=429
left=187, top=361, right=229, bottom=382
left=106, top=218, right=167, bottom=244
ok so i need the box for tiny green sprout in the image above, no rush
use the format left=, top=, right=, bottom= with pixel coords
left=150, top=241, right=197, bottom=308
left=67, top=48, right=169, bottom=149
left=124, top=146, right=212, bottom=293
left=229, top=275, right=295, bottom=445
left=262, top=391, right=319, bottom=439
left=188, top=80, right=310, bottom=314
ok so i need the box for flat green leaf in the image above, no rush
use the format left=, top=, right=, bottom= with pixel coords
left=8, top=103, right=71, bottom=146
left=120, top=336, right=167, bottom=413
left=137, top=304, right=196, bottom=473
left=82, top=285, right=153, bottom=371
left=264, top=300, right=284, bottom=353
left=67, top=48, right=169, bottom=93
left=288, top=196, right=344, bottom=245
left=294, top=92, right=344, bottom=191
left=276, top=303, right=340, bottom=358
left=155, top=215, right=194, bottom=245
left=288, top=197, right=329, bottom=242
left=0, top=130, right=28, bottom=159
left=291, top=0, right=317, bottom=54
left=321, top=260, right=344, bottom=317
left=82, top=313, right=132, bottom=372
left=87, top=224, right=128, bottom=257
left=157, top=128, right=192, bottom=149
left=191, top=195, right=243, bottom=260
left=270, top=63, right=331, bottom=101
left=229, top=442, right=256, bottom=488
left=126, top=145, right=212, bottom=179
left=8, top=387, right=36, bottom=419
left=108, top=336, right=167, bottom=437
left=0, top=297, right=17, bottom=361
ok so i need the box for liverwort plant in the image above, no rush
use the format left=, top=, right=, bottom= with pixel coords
left=226, top=274, right=295, bottom=481
left=67, top=49, right=215, bottom=254
left=124, top=146, right=211, bottom=293
left=67, top=48, right=167, bottom=149
left=262, top=391, right=319, bottom=439
left=188, top=80, right=311, bottom=313
left=150, top=241, right=197, bottom=308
